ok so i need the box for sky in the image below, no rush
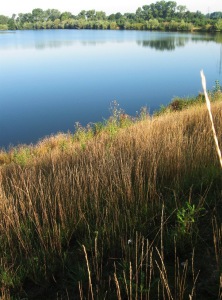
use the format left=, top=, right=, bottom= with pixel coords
left=1, top=0, right=221, bottom=17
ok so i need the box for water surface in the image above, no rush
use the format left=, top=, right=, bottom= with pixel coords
left=0, top=30, right=221, bottom=148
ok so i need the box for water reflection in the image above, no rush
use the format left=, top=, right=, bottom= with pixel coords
left=191, top=33, right=222, bottom=44
left=137, top=36, right=188, bottom=51
left=0, top=30, right=221, bottom=51
left=35, top=40, right=106, bottom=49
left=35, top=40, right=74, bottom=49
left=27, top=34, right=222, bottom=51
left=136, top=33, right=222, bottom=51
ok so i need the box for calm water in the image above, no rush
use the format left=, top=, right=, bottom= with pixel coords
left=0, top=30, right=222, bottom=148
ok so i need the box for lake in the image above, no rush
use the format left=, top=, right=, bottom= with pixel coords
left=0, top=29, right=222, bottom=148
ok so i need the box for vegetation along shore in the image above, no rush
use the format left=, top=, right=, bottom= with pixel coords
left=0, top=81, right=222, bottom=299
left=0, top=0, right=222, bottom=32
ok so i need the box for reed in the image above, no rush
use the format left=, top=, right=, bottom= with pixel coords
left=201, top=70, right=222, bottom=168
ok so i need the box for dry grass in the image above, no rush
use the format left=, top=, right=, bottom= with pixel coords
left=0, top=99, right=221, bottom=299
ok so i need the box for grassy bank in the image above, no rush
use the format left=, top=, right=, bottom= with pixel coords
left=0, top=91, right=222, bottom=299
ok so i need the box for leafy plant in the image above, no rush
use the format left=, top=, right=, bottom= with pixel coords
left=13, top=147, right=32, bottom=166
left=176, top=201, right=204, bottom=235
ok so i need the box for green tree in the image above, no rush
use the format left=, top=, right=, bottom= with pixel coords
left=46, top=20, right=53, bottom=29
left=53, top=19, right=61, bottom=29
left=34, top=21, right=42, bottom=29
left=177, top=5, right=187, bottom=17
left=115, top=12, right=122, bottom=20
left=0, top=24, right=8, bottom=30
left=32, top=8, right=46, bottom=22
left=141, top=5, right=153, bottom=20
left=60, top=12, right=72, bottom=21
left=0, top=15, right=9, bottom=24
left=109, top=21, right=118, bottom=29
left=148, top=18, right=160, bottom=29
left=124, top=13, right=135, bottom=21
left=165, top=1, right=177, bottom=18
left=77, top=10, right=86, bottom=20
left=1, top=1, right=221, bottom=32
left=116, top=17, right=126, bottom=29
left=136, top=7, right=143, bottom=21
left=210, top=12, right=222, bottom=19
left=17, top=13, right=33, bottom=24
left=168, top=19, right=178, bottom=30
left=46, top=9, right=61, bottom=21
left=86, top=10, right=96, bottom=20
left=177, top=19, right=193, bottom=31
left=108, top=14, right=115, bottom=21
left=215, top=19, right=222, bottom=31
left=22, top=22, right=33, bottom=29
left=65, top=18, right=75, bottom=29
left=95, top=11, right=106, bottom=20
left=7, top=18, right=16, bottom=30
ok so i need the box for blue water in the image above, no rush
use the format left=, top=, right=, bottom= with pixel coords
left=0, top=30, right=221, bottom=148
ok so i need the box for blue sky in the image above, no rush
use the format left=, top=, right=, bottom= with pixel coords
left=1, top=0, right=221, bottom=17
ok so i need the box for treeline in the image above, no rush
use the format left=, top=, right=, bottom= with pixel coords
left=0, top=1, right=222, bottom=32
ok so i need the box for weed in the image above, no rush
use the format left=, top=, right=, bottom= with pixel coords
left=12, top=147, right=32, bottom=166
left=176, top=201, right=204, bottom=236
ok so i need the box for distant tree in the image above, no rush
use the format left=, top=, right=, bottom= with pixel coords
left=65, top=18, right=75, bottom=29
left=215, top=19, right=222, bottom=31
left=78, top=10, right=86, bottom=20
left=165, top=1, right=177, bottom=18
left=17, top=13, right=33, bottom=24
left=115, top=12, right=122, bottom=20
left=136, top=7, right=143, bottom=20
left=0, top=15, right=9, bottom=24
left=109, top=21, right=118, bottom=29
left=0, top=24, right=8, bottom=30
left=108, top=14, right=115, bottom=21
left=32, top=8, right=46, bottom=22
left=168, top=19, right=179, bottom=30
left=177, top=5, right=187, bottom=17
left=210, top=12, right=222, bottom=19
left=116, top=17, right=126, bottom=29
left=53, top=19, right=61, bottom=29
left=22, top=22, right=33, bottom=29
left=95, top=11, right=106, bottom=20
left=7, top=18, right=16, bottom=30
left=86, top=10, right=96, bottom=20
left=45, top=20, right=53, bottom=29
left=141, top=6, right=153, bottom=20
left=60, top=12, right=72, bottom=21
left=148, top=18, right=160, bottom=29
left=124, top=13, right=136, bottom=21
left=1, top=1, right=221, bottom=32
left=46, top=9, right=61, bottom=21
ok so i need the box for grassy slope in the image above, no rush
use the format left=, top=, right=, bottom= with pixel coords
left=0, top=97, right=222, bottom=299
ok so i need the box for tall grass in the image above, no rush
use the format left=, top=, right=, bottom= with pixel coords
left=0, top=97, right=221, bottom=298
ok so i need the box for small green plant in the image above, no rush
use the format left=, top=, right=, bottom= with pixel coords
left=214, top=80, right=221, bottom=93
left=211, top=80, right=222, bottom=99
left=93, top=121, right=104, bottom=135
left=74, top=122, right=94, bottom=146
left=176, top=201, right=203, bottom=235
left=138, top=106, right=149, bottom=120
left=59, top=140, right=68, bottom=151
left=13, top=147, right=32, bottom=166
left=109, top=100, right=124, bottom=126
